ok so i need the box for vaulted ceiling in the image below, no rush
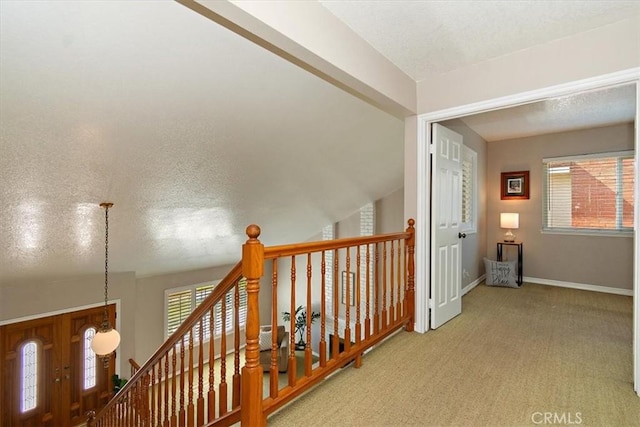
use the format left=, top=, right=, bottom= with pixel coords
left=1, top=1, right=637, bottom=285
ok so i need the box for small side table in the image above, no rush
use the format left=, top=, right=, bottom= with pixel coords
left=497, top=241, right=523, bottom=285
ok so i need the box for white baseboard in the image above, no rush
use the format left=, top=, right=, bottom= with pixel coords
left=524, top=276, right=633, bottom=296
left=462, top=274, right=486, bottom=296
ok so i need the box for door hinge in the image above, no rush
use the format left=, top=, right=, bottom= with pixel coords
left=428, top=299, right=434, bottom=310
left=429, top=144, right=436, bottom=154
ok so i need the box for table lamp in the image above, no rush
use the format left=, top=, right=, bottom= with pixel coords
left=500, top=213, right=519, bottom=242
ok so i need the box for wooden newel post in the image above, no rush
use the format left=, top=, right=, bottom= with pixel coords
left=86, top=410, right=95, bottom=427
left=241, top=225, right=265, bottom=426
left=405, top=219, right=415, bottom=332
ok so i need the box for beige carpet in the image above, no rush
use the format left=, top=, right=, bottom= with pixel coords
left=267, top=283, right=640, bottom=427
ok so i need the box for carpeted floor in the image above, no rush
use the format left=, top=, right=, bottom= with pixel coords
left=267, top=283, right=640, bottom=426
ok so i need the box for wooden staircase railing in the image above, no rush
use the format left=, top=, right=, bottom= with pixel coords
left=88, top=219, right=415, bottom=427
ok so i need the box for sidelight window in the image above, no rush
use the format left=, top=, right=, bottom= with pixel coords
left=84, top=327, right=97, bottom=389
left=21, top=341, right=38, bottom=412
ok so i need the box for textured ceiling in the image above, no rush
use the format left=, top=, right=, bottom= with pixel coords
left=0, top=1, right=404, bottom=285
left=321, top=0, right=638, bottom=140
left=1, top=1, right=638, bottom=286
left=459, top=84, right=637, bottom=142
left=320, top=0, right=640, bottom=81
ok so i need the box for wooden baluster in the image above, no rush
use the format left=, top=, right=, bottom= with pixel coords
left=164, top=353, right=169, bottom=427
left=207, top=305, right=216, bottom=422
left=355, top=246, right=362, bottom=346
left=288, top=255, right=297, bottom=386
left=133, top=384, right=143, bottom=426
left=403, top=237, right=407, bottom=318
left=354, top=246, right=363, bottom=368
left=129, top=387, right=135, bottom=427
left=382, top=241, right=388, bottom=330
left=118, top=394, right=123, bottom=427
left=150, top=365, right=156, bottom=427
left=198, top=317, right=205, bottom=426
left=270, top=259, right=279, bottom=398
left=332, top=249, right=339, bottom=359
left=396, top=238, right=402, bottom=323
left=405, top=219, right=416, bottom=332
left=305, top=253, right=312, bottom=376
left=129, top=384, right=134, bottom=427
left=219, top=295, right=227, bottom=415
left=344, top=249, right=351, bottom=352
left=365, top=244, right=371, bottom=340
left=320, top=251, right=327, bottom=367
left=389, top=240, right=395, bottom=325
left=171, top=346, right=177, bottom=427
left=232, top=284, right=241, bottom=410
left=240, top=225, right=265, bottom=427
left=374, top=243, right=380, bottom=335
left=184, top=327, right=192, bottom=426
left=179, top=340, right=185, bottom=427
left=157, top=361, right=163, bottom=427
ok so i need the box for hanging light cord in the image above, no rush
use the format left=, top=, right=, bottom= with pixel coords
left=103, top=204, right=109, bottom=325
left=99, top=202, right=113, bottom=330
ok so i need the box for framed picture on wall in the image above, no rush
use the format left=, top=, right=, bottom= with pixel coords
left=341, top=271, right=355, bottom=306
left=501, top=171, right=530, bottom=200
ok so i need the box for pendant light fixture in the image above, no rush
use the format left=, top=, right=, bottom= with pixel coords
left=91, top=202, right=121, bottom=357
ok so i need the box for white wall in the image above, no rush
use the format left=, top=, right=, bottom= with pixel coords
left=416, top=16, right=640, bottom=114
left=487, top=123, right=635, bottom=290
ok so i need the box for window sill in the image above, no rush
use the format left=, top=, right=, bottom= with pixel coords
left=541, top=228, right=633, bottom=238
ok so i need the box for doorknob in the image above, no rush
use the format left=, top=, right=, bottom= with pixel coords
left=458, top=232, right=467, bottom=239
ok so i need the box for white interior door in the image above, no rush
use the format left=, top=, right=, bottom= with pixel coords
left=430, top=123, right=463, bottom=329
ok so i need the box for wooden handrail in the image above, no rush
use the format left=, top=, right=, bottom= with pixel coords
left=89, top=219, right=416, bottom=427
left=90, top=262, right=243, bottom=425
left=263, top=230, right=411, bottom=259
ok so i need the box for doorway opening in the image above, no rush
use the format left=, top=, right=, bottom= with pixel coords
left=416, top=69, right=640, bottom=395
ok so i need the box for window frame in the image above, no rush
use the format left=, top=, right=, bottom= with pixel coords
left=20, top=340, right=39, bottom=413
left=460, top=145, right=478, bottom=234
left=164, top=279, right=248, bottom=342
left=542, top=150, right=634, bottom=237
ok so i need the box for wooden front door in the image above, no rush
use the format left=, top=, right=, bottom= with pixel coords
left=1, top=305, right=116, bottom=427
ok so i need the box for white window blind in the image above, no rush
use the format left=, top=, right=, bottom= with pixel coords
left=322, top=224, right=335, bottom=315
left=195, top=285, right=214, bottom=340
left=166, top=289, right=191, bottom=338
left=166, top=279, right=247, bottom=341
left=461, top=146, right=477, bottom=233
left=359, top=203, right=375, bottom=317
left=461, top=160, right=472, bottom=223
left=543, top=151, right=634, bottom=233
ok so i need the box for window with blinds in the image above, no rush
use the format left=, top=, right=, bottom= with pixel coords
left=322, top=224, right=335, bottom=316
left=165, top=279, right=247, bottom=341
left=461, top=146, right=477, bottom=233
left=543, top=151, right=634, bottom=234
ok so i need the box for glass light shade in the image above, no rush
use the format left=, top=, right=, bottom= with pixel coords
left=91, top=327, right=121, bottom=356
left=500, top=213, right=519, bottom=229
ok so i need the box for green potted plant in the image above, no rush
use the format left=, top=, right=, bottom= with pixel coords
left=111, top=374, right=128, bottom=394
left=282, top=305, right=321, bottom=350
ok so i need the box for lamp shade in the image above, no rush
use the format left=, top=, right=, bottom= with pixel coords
left=90, top=328, right=121, bottom=356
left=500, top=213, right=519, bottom=229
